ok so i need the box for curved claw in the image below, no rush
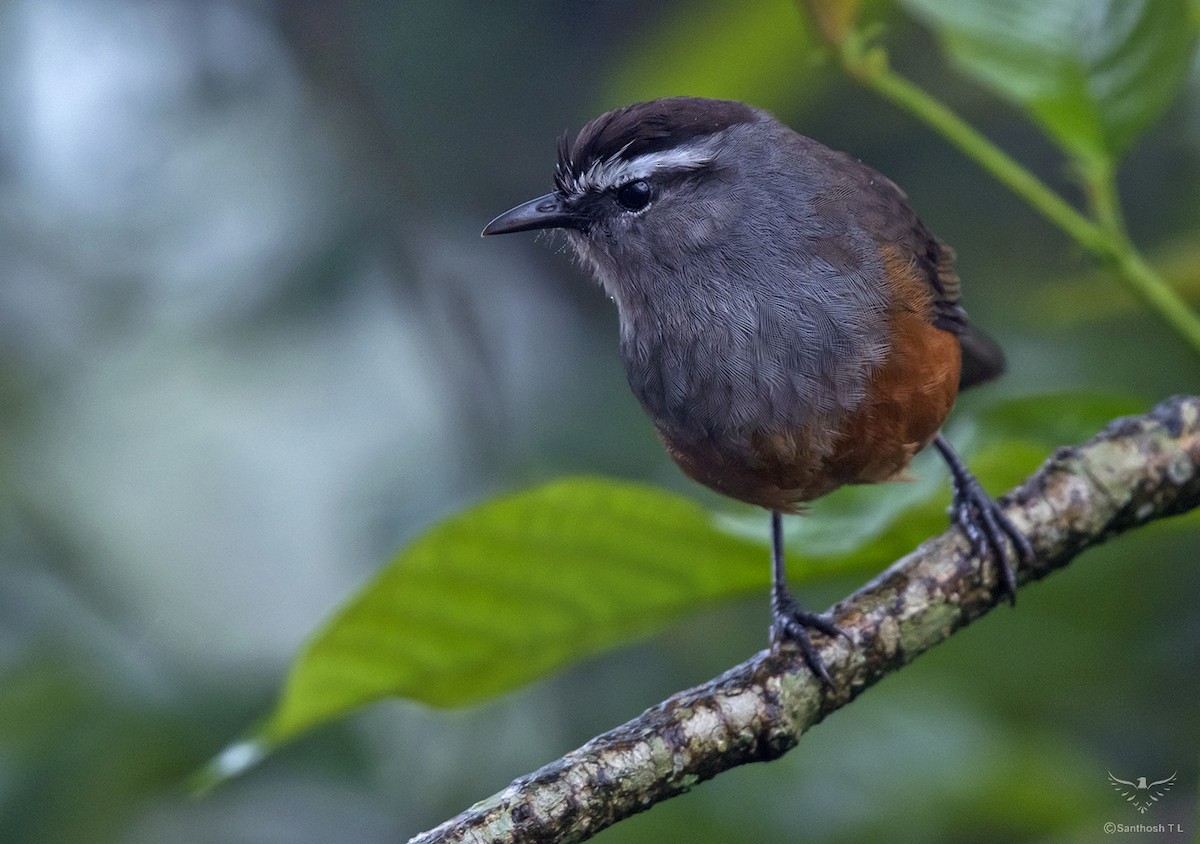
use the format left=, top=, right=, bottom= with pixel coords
left=770, top=592, right=845, bottom=687
left=934, top=434, right=1033, bottom=605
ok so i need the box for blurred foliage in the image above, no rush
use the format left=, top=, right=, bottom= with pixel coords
left=260, top=479, right=765, bottom=732
left=1, top=1, right=1198, bottom=843
left=901, top=0, right=1198, bottom=162
left=820, top=0, right=1200, bottom=352
left=1030, top=236, right=1200, bottom=326
left=605, top=0, right=816, bottom=111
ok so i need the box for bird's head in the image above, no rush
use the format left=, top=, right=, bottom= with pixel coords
left=483, top=97, right=787, bottom=307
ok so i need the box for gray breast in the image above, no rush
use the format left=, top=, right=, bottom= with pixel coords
left=613, top=243, right=891, bottom=447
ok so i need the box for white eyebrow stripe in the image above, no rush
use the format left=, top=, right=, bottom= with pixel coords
left=572, top=139, right=717, bottom=194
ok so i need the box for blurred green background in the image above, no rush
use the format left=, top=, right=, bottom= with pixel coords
left=1, top=1, right=1197, bottom=842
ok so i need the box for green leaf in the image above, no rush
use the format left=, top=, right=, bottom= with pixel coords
left=206, top=392, right=1145, bottom=785
left=900, top=0, right=1199, bottom=161
left=258, top=478, right=766, bottom=744
left=604, top=0, right=816, bottom=114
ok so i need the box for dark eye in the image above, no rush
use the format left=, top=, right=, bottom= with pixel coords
left=615, top=179, right=652, bottom=211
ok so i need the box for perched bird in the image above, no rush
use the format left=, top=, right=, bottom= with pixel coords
left=483, top=96, right=1031, bottom=684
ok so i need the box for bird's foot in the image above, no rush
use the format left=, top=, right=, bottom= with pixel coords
left=946, top=470, right=1032, bottom=605
left=934, top=434, right=1033, bottom=605
left=770, top=590, right=846, bottom=687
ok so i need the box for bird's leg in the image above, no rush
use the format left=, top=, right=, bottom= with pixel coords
left=769, top=510, right=845, bottom=686
left=932, top=433, right=1032, bottom=604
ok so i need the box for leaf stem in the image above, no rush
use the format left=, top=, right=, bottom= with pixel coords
left=1076, top=155, right=1128, bottom=241
left=1113, top=249, right=1200, bottom=352
left=829, top=32, right=1200, bottom=356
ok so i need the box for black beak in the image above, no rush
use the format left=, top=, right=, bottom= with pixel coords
left=482, top=192, right=579, bottom=236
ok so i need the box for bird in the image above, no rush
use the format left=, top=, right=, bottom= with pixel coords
left=1108, top=772, right=1177, bottom=813
left=482, top=96, right=1031, bottom=685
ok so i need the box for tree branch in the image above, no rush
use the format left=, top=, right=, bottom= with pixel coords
left=409, top=395, right=1200, bottom=844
